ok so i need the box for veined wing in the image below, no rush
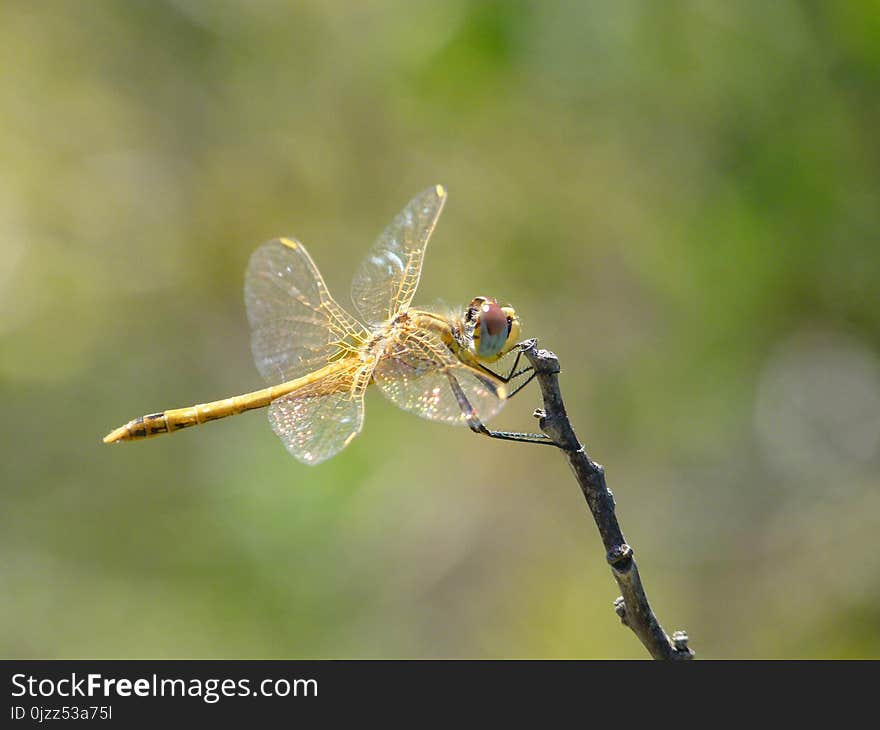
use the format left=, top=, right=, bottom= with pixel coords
left=350, top=185, right=447, bottom=327
left=268, top=360, right=373, bottom=465
left=245, top=237, right=367, bottom=385
left=373, top=327, right=507, bottom=425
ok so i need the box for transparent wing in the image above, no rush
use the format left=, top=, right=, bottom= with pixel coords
left=268, top=363, right=371, bottom=465
left=373, top=329, right=507, bottom=426
left=350, top=185, right=447, bottom=327
left=245, top=237, right=367, bottom=384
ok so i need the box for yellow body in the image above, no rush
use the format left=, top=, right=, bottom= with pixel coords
left=102, top=310, right=482, bottom=444
left=103, top=361, right=349, bottom=443
left=103, top=186, right=522, bottom=463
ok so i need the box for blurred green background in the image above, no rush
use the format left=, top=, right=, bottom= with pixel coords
left=2, top=0, right=879, bottom=659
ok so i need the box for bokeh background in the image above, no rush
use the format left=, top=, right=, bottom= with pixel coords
left=2, top=0, right=879, bottom=659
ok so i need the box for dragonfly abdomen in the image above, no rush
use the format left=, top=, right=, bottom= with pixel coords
left=102, top=363, right=346, bottom=444
left=103, top=387, right=288, bottom=444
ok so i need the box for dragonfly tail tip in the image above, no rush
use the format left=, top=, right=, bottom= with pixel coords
left=102, top=426, right=127, bottom=444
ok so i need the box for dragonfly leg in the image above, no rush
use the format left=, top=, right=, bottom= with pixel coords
left=477, top=350, right=536, bottom=400
left=505, top=369, right=537, bottom=399
left=498, top=350, right=524, bottom=381
left=479, top=350, right=525, bottom=382
left=471, top=422, right=557, bottom=445
left=446, top=371, right=556, bottom=446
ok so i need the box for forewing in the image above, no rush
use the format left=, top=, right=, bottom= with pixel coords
left=245, top=237, right=366, bottom=384
left=350, top=185, right=447, bottom=327
left=373, top=329, right=506, bottom=425
left=268, top=364, right=371, bottom=465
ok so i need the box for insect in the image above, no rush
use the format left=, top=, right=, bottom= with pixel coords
left=103, top=185, right=552, bottom=464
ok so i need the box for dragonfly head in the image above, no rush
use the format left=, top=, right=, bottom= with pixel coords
left=465, top=296, right=521, bottom=362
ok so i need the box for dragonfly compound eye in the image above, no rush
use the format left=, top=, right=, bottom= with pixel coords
left=473, top=298, right=510, bottom=360
left=501, top=305, right=521, bottom=351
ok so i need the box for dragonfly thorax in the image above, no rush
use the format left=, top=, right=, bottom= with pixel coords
left=463, top=296, right=521, bottom=363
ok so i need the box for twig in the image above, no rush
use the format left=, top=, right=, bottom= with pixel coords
left=519, top=339, right=694, bottom=660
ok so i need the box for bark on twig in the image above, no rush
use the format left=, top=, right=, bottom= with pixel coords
left=519, top=338, right=694, bottom=660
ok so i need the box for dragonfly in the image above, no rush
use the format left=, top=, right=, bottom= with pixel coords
left=103, top=185, right=553, bottom=465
